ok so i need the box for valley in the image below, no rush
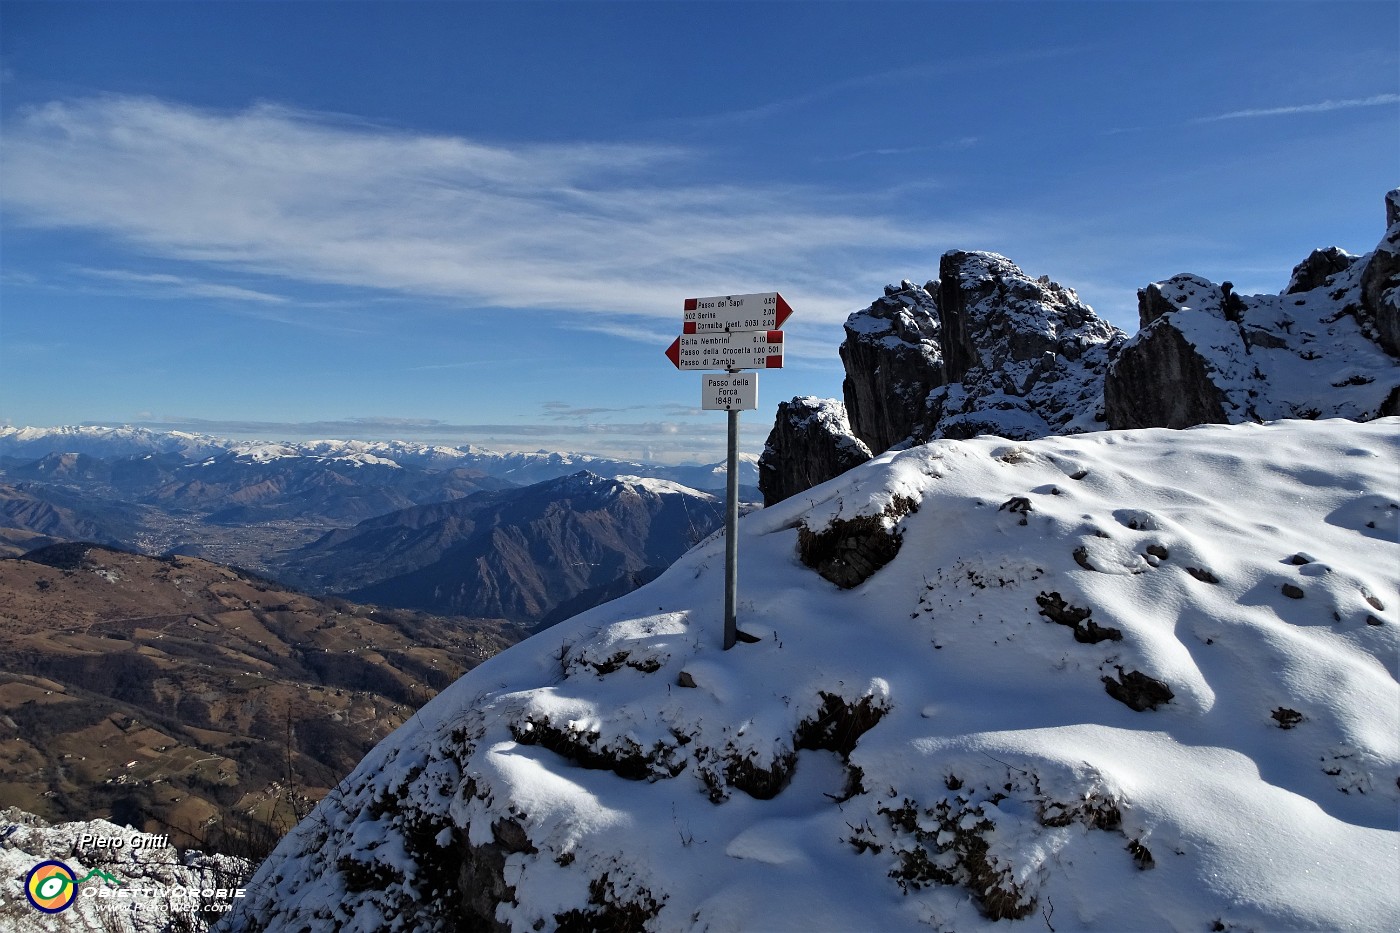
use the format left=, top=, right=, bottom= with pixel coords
left=0, top=542, right=524, bottom=856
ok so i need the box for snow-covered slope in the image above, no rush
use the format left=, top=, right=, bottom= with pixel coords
left=227, top=417, right=1398, bottom=932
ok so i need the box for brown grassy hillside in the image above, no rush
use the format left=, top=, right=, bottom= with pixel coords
left=0, top=542, right=523, bottom=854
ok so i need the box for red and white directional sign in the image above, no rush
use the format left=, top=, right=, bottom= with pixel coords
left=664, top=330, right=784, bottom=371
left=701, top=372, right=757, bottom=411
left=683, top=293, right=793, bottom=334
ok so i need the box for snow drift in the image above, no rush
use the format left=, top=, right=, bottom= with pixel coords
left=227, top=417, right=1399, bottom=932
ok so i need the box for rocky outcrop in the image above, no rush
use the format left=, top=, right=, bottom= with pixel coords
left=1106, top=190, right=1400, bottom=429
left=762, top=257, right=1125, bottom=502
left=758, top=397, right=872, bottom=506
left=929, top=251, right=1126, bottom=440
left=838, top=280, right=943, bottom=454
left=1358, top=188, right=1400, bottom=357
left=761, top=189, right=1398, bottom=502
left=1286, top=247, right=1359, bottom=294
left=1105, top=276, right=1241, bottom=429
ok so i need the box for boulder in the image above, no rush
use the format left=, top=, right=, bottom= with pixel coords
left=758, top=397, right=872, bottom=507
left=838, top=280, right=943, bottom=454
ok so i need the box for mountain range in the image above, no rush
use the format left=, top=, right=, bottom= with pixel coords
left=0, top=429, right=750, bottom=628
left=279, top=473, right=725, bottom=623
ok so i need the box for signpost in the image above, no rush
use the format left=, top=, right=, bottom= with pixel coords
left=665, top=292, right=791, bottom=649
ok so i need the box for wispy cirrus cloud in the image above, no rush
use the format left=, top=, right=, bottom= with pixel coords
left=1195, top=93, right=1400, bottom=122
left=81, top=268, right=290, bottom=303
left=542, top=401, right=649, bottom=421
left=0, top=95, right=959, bottom=326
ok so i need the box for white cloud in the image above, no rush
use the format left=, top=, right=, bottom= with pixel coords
left=1197, top=93, right=1400, bottom=122
left=1, top=96, right=949, bottom=325
left=81, top=268, right=289, bottom=303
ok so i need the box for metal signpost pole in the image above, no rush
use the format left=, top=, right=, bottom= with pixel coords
left=723, top=401, right=739, bottom=650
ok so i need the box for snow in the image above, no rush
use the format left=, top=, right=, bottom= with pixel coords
left=0, top=810, right=249, bottom=932
left=1122, top=257, right=1397, bottom=422
left=614, top=475, right=716, bottom=499
left=228, top=416, right=1400, bottom=932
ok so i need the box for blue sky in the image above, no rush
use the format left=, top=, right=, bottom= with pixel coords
left=1, top=1, right=1396, bottom=463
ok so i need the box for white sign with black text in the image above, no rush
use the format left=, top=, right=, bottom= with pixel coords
left=700, top=372, right=757, bottom=411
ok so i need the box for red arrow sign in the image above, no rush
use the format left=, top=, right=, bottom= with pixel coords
left=774, top=293, right=793, bottom=329
left=682, top=292, right=793, bottom=334
left=665, top=331, right=784, bottom=370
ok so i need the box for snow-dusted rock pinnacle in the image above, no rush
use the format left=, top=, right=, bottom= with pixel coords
left=1285, top=246, right=1359, bottom=295
left=929, top=251, right=1127, bottom=440
left=838, top=279, right=944, bottom=455
left=1358, top=187, right=1400, bottom=356
left=757, top=397, right=872, bottom=506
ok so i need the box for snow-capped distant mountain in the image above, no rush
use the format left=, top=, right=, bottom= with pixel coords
left=0, top=426, right=758, bottom=489
left=227, top=417, right=1398, bottom=932
left=442, top=448, right=759, bottom=490
left=0, top=425, right=228, bottom=461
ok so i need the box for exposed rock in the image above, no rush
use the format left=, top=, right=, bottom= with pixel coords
left=1286, top=246, right=1359, bottom=294
left=798, top=495, right=917, bottom=589
left=758, top=396, right=872, bottom=506
left=838, top=280, right=944, bottom=453
left=1105, top=282, right=1232, bottom=429
left=759, top=188, right=1397, bottom=506
left=1102, top=668, right=1174, bottom=711
left=932, top=251, right=1126, bottom=440
left=1107, top=190, right=1400, bottom=429
left=1036, top=590, right=1123, bottom=643
left=1359, top=188, right=1400, bottom=356
left=460, top=819, right=532, bottom=932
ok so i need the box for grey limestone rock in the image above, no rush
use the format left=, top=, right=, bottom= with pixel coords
left=931, top=251, right=1126, bottom=440
left=1286, top=246, right=1359, bottom=295
left=1359, top=188, right=1400, bottom=357
left=838, top=280, right=944, bottom=454
left=758, top=396, right=872, bottom=507
left=1106, top=190, right=1400, bottom=429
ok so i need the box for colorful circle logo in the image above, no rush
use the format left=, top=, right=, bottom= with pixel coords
left=25, top=860, right=77, bottom=913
